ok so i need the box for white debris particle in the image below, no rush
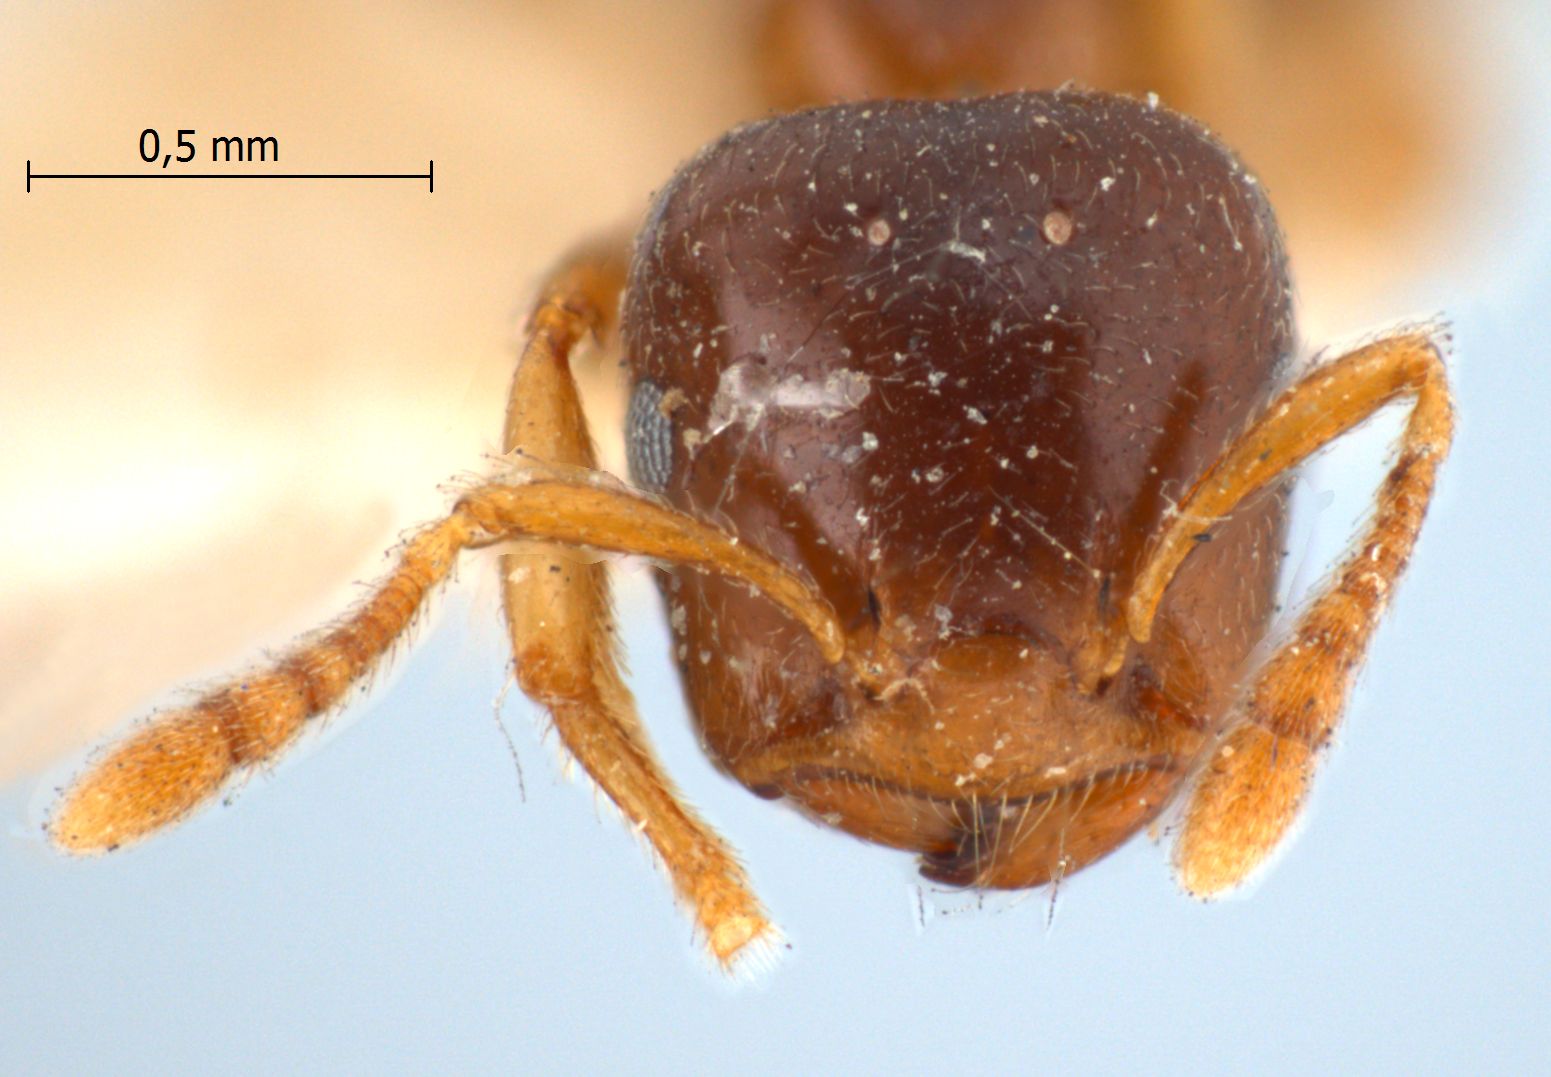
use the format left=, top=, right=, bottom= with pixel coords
left=934, top=606, right=954, bottom=640
left=1025, top=445, right=1040, bottom=459
left=973, top=753, right=994, bottom=770
left=1146, top=91, right=1160, bottom=110
left=706, top=360, right=872, bottom=436
left=1099, top=176, right=1115, bottom=192
left=866, top=218, right=893, bottom=245
left=861, top=431, right=879, bottom=451
left=943, top=239, right=987, bottom=263
left=964, top=406, right=987, bottom=425
left=924, top=465, right=945, bottom=483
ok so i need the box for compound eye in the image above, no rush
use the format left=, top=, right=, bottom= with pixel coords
left=625, top=377, right=675, bottom=493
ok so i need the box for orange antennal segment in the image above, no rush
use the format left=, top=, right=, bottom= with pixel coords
left=49, top=512, right=476, bottom=854
left=1126, top=330, right=1452, bottom=645
left=50, top=473, right=844, bottom=859
left=1135, top=329, right=1454, bottom=896
left=459, top=474, right=845, bottom=665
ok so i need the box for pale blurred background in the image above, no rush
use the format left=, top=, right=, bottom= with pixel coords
left=3, top=3, right=1548, bottom=1073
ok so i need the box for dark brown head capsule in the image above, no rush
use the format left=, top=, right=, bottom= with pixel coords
left=622, top=90, right=1293, bottom=888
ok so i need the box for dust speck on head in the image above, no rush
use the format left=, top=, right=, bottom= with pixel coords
left=866, top=218, right=893, bottom=246
left=707, top=359, right=873, bottom=439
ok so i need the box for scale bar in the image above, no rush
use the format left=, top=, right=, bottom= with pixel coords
left=26, top=160, right=434, bottom=193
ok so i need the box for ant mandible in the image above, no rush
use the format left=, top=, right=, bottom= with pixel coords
left=48, top=43, right=1452, bottom=975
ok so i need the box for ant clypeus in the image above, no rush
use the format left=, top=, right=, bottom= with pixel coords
left=49, top=88, right=1452, bottom=972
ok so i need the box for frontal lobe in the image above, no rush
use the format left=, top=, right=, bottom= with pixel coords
left=624, top=89, right=1292, bottom=665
